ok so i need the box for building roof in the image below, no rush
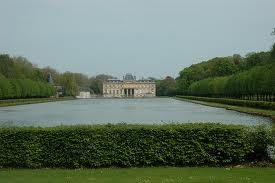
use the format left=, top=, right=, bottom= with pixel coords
left=105, top=73, right=155, bottom=83
left=123, top=73, right=136, bottom=81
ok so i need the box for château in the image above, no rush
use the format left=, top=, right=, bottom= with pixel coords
left=103, top=73, right=156, bottom=98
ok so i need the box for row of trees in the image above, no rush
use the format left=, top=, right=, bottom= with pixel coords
left=187, top=62, right=275, bottom=101
left=156, top=43, right=275, bottom=100
left=0, top=55, right=57, bottom=99
left=2, top=54, right=141, bottom=99
left=176, top=48, right=274, bottom=95
left=0, top=54, right=117, bottom=98
left=0, top=76, right=55, bottom=99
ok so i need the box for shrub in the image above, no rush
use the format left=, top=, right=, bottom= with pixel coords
left=0, top=124, right=273, bottom=168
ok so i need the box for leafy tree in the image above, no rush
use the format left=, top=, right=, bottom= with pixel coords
left=176, top=77, right=189, bottom=95
left=0, top=54, right=17, bottom=78
left=212, top=58, right=237, bottom=76
left=0, top=77, right=13, bottom=99
left=89, top=74, right=113, bottom=94
left=42, top=66, right=61, bottom=85
left=74, top=73, right=89, bottom=88
left=13, top=56, right=36, bottom=79
left=244, top=52, right=270, bottom=69
left=233, top=54, right=242, bottom=65
left=60, top=72, right=79, bottom=96
left=271, top=43, right=275, bottom=59
left=156, top=76, right=177, bottom=96
left=177, top=56, right=240, bottom=94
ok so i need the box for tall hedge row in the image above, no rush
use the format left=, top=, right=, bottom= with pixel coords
left=0, top=78, right=55, bottom=99
left=178, top=96, right=275, bottom=110
left=0, top=124, right=273, bottom=168
left=187, top=64, right=275, bottom=101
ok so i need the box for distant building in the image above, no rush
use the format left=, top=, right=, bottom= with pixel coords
left=47, top=73, right=54, bottom=85
left=55, top=85, right=64, bottom=97
left=76, top=91, right=91, bottom=99
left=103, top=73, right=156, bottom=98
left=76, top=87, right=92, bottom=99
left=47, top=73, right=64, bottom=97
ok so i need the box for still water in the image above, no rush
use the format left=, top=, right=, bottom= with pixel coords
left=0, top=98, right=272, bottom=127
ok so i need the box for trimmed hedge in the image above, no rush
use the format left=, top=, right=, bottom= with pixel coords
left=0, top=124, right=273, bottom=168
left=177, top=96, right=275, bottom=110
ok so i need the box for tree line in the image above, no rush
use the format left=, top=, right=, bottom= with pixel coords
left=188, top=63, right=275, bottom=101
left=0, top=77, right=55, bottom=99
left=185, top=44, right=275, bottom=101
left=1, top=42, right=274, bottom=100
left=0, top=55, right=55, bottom=99
left=156, top=43, right=275, bottom=101
left=0, top=54, right=115, bottom=99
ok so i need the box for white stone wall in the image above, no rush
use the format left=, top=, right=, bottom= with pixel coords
left=76, top=92, right=91, bottom=98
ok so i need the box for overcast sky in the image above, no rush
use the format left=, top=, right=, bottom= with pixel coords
left=0, top=0, right=275, bottom=79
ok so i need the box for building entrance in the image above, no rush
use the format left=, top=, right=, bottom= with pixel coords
left=124, top=88, right=134, bottom=97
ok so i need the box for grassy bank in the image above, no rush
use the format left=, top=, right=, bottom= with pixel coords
left=0, top=97, right=75, bottom=107
left=175, top=97, right=275, bottom=121
left=0, top=167, right=275, bottom=183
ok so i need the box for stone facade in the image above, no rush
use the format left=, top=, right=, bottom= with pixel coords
left=103, top=74, right=156, bottom=98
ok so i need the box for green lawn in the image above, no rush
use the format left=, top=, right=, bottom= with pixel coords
left=0, top=97, right=74, bottom=107
left=175, top=97, right=275, bottom=119
left=0, top=168, right=274, bottom=183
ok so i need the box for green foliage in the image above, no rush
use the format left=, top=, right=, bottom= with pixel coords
left=0, top=54, right=17, bottom=78
left=188, top=77, right=229, bottom=97
left=59, top=72, right=79, bottom=96
left=0, top=77, right=14, bottom=99
left=187, top=76, right=222, bottom=97
left=176, top=45, right=274, bottom=96
left=41, top=66, right=61, bottom=85
left=0, top=124, right=273, bottom=168
left=177, top=57, right=239, bottom=94
left=244, top=52, right=271, bottom=69
left=74, top=73, right=90, bottom=89
left=89, top=74, right=113, bottom=94
left=0, top=77, right=55, bottom=99
left=0, top=55, right=46, bottom=80
left=186, top=63, right=275, bottom=101
left=271, top=43, right=275, bottom=59
left=0, top=54, right=56, bottom=99
left=156, top=76, right=177, bottom=96
left=0, top=54, right=94, bottom=98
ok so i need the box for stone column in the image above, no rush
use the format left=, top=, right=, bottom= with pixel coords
left=129, top=89, right=132, bottom=96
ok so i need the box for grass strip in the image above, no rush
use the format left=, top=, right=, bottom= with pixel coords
left=0, top=167, right=274, bottom=183
left=0, top=97, right=75, bottom=107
